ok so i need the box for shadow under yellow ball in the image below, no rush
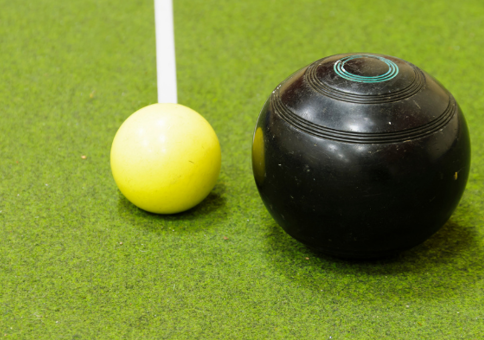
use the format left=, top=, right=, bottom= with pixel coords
left=110, top=103, right=221, bottom=214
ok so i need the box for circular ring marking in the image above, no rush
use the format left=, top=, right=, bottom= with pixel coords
left=305, top=56, right=425, bottom=104
left=334, top=55, right=399, bottom=83
left=272, top=87, right=456, bottom=144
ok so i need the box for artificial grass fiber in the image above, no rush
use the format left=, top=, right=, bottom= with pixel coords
left=1, top=0, right=484, bottom=338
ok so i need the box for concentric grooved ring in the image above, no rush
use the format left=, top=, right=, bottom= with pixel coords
left=334, top=55, right=399, bottom=83
left=305, top=58, right=426, bottom=104
left=272, top=89, right=456, bottom=144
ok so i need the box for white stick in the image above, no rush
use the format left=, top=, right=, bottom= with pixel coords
left=154, top=0, right=178, bottom=104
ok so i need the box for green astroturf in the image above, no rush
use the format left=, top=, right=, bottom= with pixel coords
left=2, top=0, right=484, bottom=338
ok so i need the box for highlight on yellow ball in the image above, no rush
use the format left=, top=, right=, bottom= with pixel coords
left=110, top=103, right=221, bottom=214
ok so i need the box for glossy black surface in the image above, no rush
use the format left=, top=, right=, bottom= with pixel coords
left=252, top=53, right=471, bottom=259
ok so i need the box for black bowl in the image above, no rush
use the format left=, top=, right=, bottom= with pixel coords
left=252, top=53, right=471, bottom=259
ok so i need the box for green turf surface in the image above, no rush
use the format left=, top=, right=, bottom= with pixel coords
left=1, top=0, right=484, bottom=338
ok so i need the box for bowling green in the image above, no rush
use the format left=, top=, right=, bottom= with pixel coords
left=0, top=0, right=483, bottom=338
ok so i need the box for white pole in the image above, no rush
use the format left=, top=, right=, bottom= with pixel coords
left=154, top=0, right=178, bottom=104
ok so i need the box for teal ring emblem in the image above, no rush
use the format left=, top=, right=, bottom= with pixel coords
left=334, top=55, right=399, bottom=83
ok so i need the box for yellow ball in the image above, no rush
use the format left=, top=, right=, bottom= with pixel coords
left=110, top=103, right=221, bottom=214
